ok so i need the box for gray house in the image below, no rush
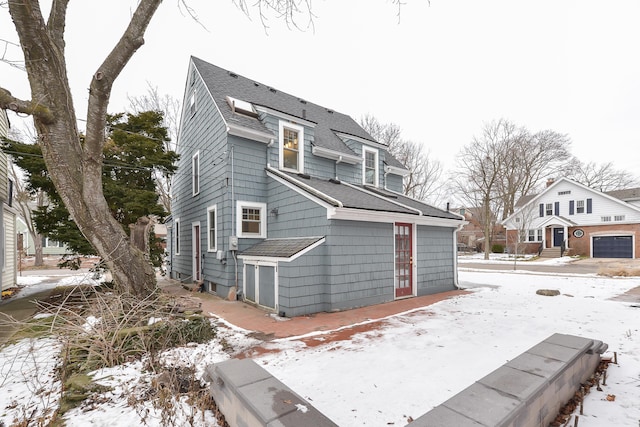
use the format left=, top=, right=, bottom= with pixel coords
left=168, top=57, right=464, bottom=316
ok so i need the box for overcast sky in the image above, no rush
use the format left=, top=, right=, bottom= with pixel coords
left=2, top=0, right=640, bottom=176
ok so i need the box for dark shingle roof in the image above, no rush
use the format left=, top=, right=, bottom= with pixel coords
left=192, top=57, right=383, bottom=158
left=273, top=170, right=462, bottom=220
left=240, top=237, right=324, bottom=258
left=606, top=187, right=640, bottom=201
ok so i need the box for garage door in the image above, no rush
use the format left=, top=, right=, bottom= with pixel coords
left=592, top=236, right=633, bottom=258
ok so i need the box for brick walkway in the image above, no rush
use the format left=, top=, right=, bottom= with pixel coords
left=158, top=276, right=467, bottom=340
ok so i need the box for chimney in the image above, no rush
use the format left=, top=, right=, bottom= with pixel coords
left=546, top=178, right=555, bottom=187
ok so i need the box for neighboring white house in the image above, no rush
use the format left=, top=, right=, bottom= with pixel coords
left=0, top=109, right=17, bottom=291
left=502, top=177, right=640, bottom=258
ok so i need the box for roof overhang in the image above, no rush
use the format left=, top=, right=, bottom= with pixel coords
left=384, top=164, right=410, bottom=177
left=538, top=216, right=577, bottom=228
left=330, top=207, right=462, bottom=227
left=238, top=237, right=325, bottom=263
left=227, top=123, right=274, bottom=144
left=312, top=145, right=362, bottom=165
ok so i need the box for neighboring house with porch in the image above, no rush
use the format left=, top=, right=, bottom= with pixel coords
left=168, top=57, right=464, bottom=317
left=0, top=109, right=17, bottom=291
left=502, top=177, right=640, bottom=258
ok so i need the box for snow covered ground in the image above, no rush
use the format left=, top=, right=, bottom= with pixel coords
left=1, top=264, right=639, bottom=426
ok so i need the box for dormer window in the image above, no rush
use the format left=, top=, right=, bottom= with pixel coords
left=363, top=146, right=379, bottom=186
left=226, top=96, right=258, bottom=117
left=279, top=121, right=304, bottom=173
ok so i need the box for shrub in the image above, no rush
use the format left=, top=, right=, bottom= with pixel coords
left=491, top=244, right=504, bottom=253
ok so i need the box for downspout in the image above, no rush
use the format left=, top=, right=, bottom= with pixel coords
left=454, top=222, right=465, bottom=289
left=335, top=155, right=343, bottom=180
left=230, top=144, right=238, bottom=292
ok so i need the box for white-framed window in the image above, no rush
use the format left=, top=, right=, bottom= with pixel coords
left=207, top=205, right=217, bottom=252
left=601, top=216, right=611, bottom=222
left=192, top=151, right=200, bottom=196
left=236, top=201, right=267, bottom=238
left=545, top=203, right=552, bottom=216
left=363, top=146, right=379, bottom=186
left=527, top=229, right=535, bottom=242
left=42, top=237, right=64, bottom=248
left=527, top=229, right=542, bottom=242
left=576, top=200, right=585, bottom=214
left=189, top=90, right=196, bottom=116
left=615, top=215, right=625, bottom=221
left=175, top=217, right=181, bottom=255
left=278, top=121, right=304, bottom=173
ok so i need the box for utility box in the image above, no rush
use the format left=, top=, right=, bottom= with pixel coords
left=229, top=235, right=238, bottom=251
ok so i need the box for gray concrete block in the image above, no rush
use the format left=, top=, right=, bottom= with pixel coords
left=478, top=366, right=548, bottom=401
left=266, top=402, right=338, bottom=427
left=240, top=377, right=303, bottom=423
left=409, top=405, right=484, bottom=427
left=506, top=352, right=566, bottom=379
left=526, top=341, right=582, bottom=363
left=545, top=333, right=592, bottom=351
left=443, top=382, right=522, bottom=426
left=214, top=358, right=272, bottom=388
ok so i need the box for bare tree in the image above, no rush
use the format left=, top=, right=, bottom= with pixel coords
left=360, top=114, right=443, bottom=204
left=128, top=83, right=180, bottom=213
left=452, top=120, right=508, bottom=260
left=564, top=160, right=640, bottom=192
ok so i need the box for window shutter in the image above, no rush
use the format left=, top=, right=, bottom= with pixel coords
left=539, top=203, right=544, bottom=217
left=554, top=202, right=559, bottom=216
left=569, top=200, right=574, bottom=215
left=587, top=198, right=593, bottom=213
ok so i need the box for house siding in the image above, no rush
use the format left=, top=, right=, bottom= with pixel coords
left=325, top=221, right=395, bottom=311
left=416, top=225, right=457, bottom=295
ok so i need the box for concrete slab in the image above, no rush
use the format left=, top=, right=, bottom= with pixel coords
left=506, top=352, right=566, bottom=379
left=443, top=382, right=521, bottom=426
left=526, top=341, right=582, bottom=363
left=240, top=377, right=302, bottom=423
left=544, top=333, right=593, bottom=351
left=478, top=366, right=548, bottom=401
left=214, top=358, right=272, bottom=388
left=409, top=405, right=484, bottom=427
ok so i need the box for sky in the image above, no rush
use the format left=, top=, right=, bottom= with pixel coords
left=2, top=0, right=640, bottom=175
left=2, top=257, right=639, bottom=426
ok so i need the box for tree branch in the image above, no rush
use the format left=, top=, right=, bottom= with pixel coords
left=84, top=0, right=162, bottom=160
left=0, top=87, right=55, bottom=124
left=47, top=0, right=70, bottom=51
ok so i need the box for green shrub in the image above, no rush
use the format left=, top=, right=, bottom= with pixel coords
left=491, top=244, right=504, bottom=253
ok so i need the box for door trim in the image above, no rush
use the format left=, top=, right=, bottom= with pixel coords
left=192, top=222, right=201, bottom=282
left=394, top=222, right=415, bottom=299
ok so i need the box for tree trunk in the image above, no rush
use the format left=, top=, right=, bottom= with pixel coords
left=4, top=1, right=162, bottom=296
left=33, top=233, right=44, bottom=267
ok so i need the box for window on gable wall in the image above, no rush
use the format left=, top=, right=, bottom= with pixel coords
left=207, top=205, right=217, bottom=252
left=363, top=147, right=379, bottom=186
left=279, top=121, right=304, bottom=173
left=192, top=151, right=200, bottom=196
left=189, top=90, right=196, bottom=116
left=576, top=200, right=585, bottom=214
left=545, top=203, right=552, bottom=216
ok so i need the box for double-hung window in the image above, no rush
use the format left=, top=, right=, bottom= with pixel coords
left=545, top=203, right=552, bottom=216
left=174, top=218, right=181, bottom=255
left=237, top=201, right=267, bottom=238
left=207, top=205, right=217, bottom=252
left=576, top=200, right=585, bottom=214
left=279, top=121, right=304, bottom=173
left=363, top=146, right=379, bottom=186
left=192, top=151, right=200, bottom=196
